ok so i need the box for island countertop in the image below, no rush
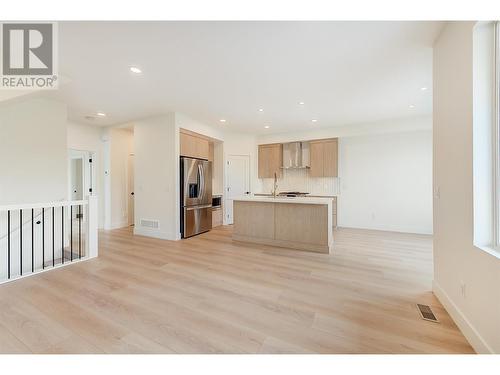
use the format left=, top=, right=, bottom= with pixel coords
left=233, top=195, right=334, bottom=206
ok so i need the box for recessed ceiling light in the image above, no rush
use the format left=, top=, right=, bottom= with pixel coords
left=298, top=101, right=305, bottom=105
left=264, top=125, right=270, bottom=129
left=311, top=119, right=318, bottom=123
left=258, top=109, right=264, bottom=112
left=220, top=119, right=226, bottom=123
left=96, top=112, right=106, bottom=117
left=130, top=66, right=142, bottom=74
left=409, top=104, right=415, bottom=109
left=420, top=87, right=428, bottom=91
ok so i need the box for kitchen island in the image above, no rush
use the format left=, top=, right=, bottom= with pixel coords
left=232, top=196, right=333, bottom=253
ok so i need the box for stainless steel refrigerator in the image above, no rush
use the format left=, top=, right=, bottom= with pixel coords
left=180, top=157, right=212, bottom=238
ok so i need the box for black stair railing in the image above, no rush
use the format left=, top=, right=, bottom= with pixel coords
left=1, top=202, right=86, bottom=282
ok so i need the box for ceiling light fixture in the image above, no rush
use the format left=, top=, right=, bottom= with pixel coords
left=311, top=119, right=318, bottom=123
left=220, top=119, right=226, bottom=123
left=96, top=112, right=106, bottom=117
left=130, top=66, right=142, bottom=74
left=258, top=109, right=264, bottom=112
left=409, top=104, right=415, bottom=109
left=264, top=125, right=270, bottom=129
left=298, top=101, right=305, bottom=105
left=420, top=87, right=428, bottom=91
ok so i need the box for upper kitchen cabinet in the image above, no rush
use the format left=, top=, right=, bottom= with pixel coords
left=310, top=138, right=338, bottom=177
left=180, top=131, right=210, bottom=160
left=258, top=143, right=283, bottom=178
left=208, top=141, right=214, bottom=162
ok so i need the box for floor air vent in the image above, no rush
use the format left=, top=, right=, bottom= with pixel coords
left=140, top=219, right=159, bottom=229
left=416, top=303, right=439, bottom=323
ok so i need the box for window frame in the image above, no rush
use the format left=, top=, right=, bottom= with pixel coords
left=494, top=21, right=500, bottom=249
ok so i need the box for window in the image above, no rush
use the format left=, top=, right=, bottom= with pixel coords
left=494, top=22, right=500, bottom=249
left=472, top=21, right=500, bottom=256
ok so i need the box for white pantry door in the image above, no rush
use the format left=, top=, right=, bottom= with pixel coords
left=225, top=155, right=250, bottom=224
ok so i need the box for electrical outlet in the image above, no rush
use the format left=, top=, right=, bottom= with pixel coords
left=434, top=186, right=440, bottom=199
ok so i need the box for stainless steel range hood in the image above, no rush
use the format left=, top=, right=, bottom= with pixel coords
left=282, top=142, right=310, bottom=169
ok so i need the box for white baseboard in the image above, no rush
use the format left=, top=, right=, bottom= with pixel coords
left=337, top=223, right=432, bottom=235
left=433, top=280, right=494, bottom=354
left=133, top=226, right=175, bottom=241
left=109, top=221, right=129, bottom=230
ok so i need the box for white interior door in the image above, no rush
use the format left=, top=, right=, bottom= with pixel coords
left=225, top=155, right=250, bottom=224
left=70, top=158, right=84, bottom=201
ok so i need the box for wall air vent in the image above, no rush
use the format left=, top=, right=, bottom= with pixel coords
left=416, top=304, right=439, bottom=323
left=140, top=219, right=159, bottom=229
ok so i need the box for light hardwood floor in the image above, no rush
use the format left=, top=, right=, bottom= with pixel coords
left=0, top=226, right=474, bottom=354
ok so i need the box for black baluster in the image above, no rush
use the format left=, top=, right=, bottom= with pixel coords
left=42, top=208, right=45, bottom=269
left=31, top=208, right=34, bottom=273
left=70, top=205, right=73, bottom=261
left=7, top=210, right=11, bottom=279
left=52, top=207, right=55, bottom=267
left=19, top=209, right=22, bottom=276
left=61, top=206, right=64, bottom=264
left=78, top=205, right=82, bottom=259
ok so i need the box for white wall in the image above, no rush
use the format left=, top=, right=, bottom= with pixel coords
left=67, top=121, right=105, bottom=228
left=103, top=128, right=134, bottom=229
left=0, top=98, right=68, bottom=280
left=176, top=112, right=225, bottom=141
left=433, top=21, right=500, bottom=353
left=133, top=114, right=178, bottom=240
left=0, top=98, right=67, bottom=205
left=339, top=131, right=432, bottom=234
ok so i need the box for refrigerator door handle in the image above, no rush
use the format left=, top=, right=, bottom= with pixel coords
left=198, top=163, right=204, bottom=199
left=186, top=204, right=212, bottom=211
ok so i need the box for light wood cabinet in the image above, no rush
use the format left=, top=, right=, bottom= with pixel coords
left=233, top=200, right=332, bottom=253
left=180, top=132, right=196, bottom=158
left=323, top=139, right=338, bottom=177
left=195, top=136, right=209, bottom=160
left=208, top=142, right=214, bottom=162
left=310, top=139, right=338, bottom=177
left=212, top=207, right=223, bottom=227
left=310, top=141, right=324, bottom=177
left=180, top=132, right=210, bottom=160
left=258, top=144, right=283, bottom=178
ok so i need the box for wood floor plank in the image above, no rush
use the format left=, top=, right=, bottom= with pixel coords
left=0, top=226, right=474, bottom=353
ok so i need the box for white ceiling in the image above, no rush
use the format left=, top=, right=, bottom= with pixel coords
left=45, top=21, right=443, bottom=134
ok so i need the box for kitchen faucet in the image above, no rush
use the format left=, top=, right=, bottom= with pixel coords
left=272, top=172, right=279, bottom=197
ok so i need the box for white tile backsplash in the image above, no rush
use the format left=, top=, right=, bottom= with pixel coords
left=259, top=169, right=339, bottom=196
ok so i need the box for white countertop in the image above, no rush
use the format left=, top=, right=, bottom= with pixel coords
left=233, top=195, right=334, bottom=205
left=254, top=193, right=338, bottom=198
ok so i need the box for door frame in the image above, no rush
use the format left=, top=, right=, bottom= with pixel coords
left=67, top=149, right=95, bottom=202
left=224, top=154, right=251, bottom=225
